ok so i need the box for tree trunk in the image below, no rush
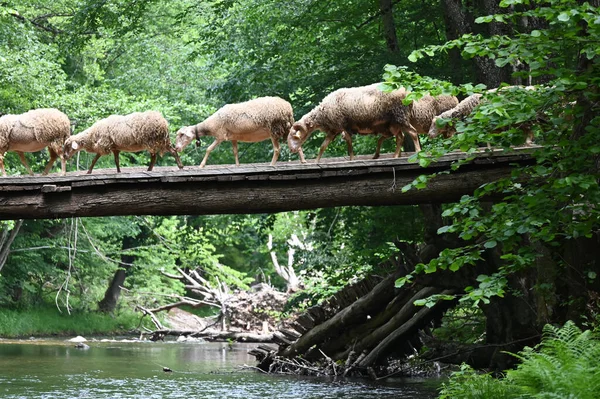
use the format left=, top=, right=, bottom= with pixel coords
left=0, top=220, right=23, bottom=273
left=98, top=235, right=137, bottom=312
left=441, top=0, right=511, bottom=87
left=379, top=0, right=399, bottom=52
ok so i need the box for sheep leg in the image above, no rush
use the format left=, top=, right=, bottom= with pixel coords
left=298, top=146, right=307, bottom=164
left=16, top=152, right=34, bottom=175
left=43, top=148, right=58, bottom=175
left=0, top=154, right=6, bottom=177
left=148, top=153, right=157, bottom=171
left=316, top=134, right=335, bottom=163
left=113, top=150, right=122, bottom=173
left=270, top=137, right=280, bottom=166
left=200, top=138, right=222, bottom=168
left=169, top=147, right=184, bottom=169
left=59, top=155, right=66, bottom=176
left=232, top=140, right=240, bottom=166
left=404, top=127, right=421, bottom=153
left=373, top=135, right=388, bottom=159
left=87, top=154, right=102, bottom=174
left=524, top=128, right=534, bottom=146
left=341, top=132, right=354, bottom=160
left=391, top=125, right=404, bottom=158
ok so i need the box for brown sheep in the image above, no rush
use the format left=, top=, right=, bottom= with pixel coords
left=350, top=94, right=459, bottom=158
left=64, top=111, right=183, bottom=174
left=287, top=84, right=414, bottom=162
left=0, top=108, right=70, bottom=176
left=175, top=97, right=305, bottom=167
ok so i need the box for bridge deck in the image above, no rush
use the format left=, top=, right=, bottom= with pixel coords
left=0, top=148, right=536, bottom=219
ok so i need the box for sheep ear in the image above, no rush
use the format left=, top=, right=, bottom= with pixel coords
left=71, top=141, right=79, bottom=150
left=185, top=131, right=195, bottom=139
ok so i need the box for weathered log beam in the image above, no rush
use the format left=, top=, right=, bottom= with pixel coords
left=0, top=148, right=535, bottom=220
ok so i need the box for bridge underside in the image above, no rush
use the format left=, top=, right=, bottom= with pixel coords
left=0, top=149, right=535, bottom=220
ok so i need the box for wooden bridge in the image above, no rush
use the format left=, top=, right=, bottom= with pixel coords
left=0, top=148, right=535, bottom=220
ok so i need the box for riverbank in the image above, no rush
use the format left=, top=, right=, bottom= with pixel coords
left=0, top=307, right=141, bottom=338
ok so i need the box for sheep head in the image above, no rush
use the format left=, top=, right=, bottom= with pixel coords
left=63, top=136, right=85, bottom=160
left=175, top=126, right=196, bottom=152
left=287, top=120, right=314, bottom=153
left=428, top=117, right=455, bottom=139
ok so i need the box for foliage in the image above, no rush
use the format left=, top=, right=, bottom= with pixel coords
left=388, top=0, right=600, bottom=307
left=431, top=304, right=486, bottom=345
left=439, top=364, right=518, bottom=399
left=0, top=306, right=144, bottom=337
left=439, top=321, right=600, bottom=399
left=2, top=0, right=596, bottom=351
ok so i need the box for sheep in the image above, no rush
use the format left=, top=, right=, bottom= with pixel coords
left=175, top=96, right=305, bottom=167
left=64, top=111, right=183, bottom=174
left=428, top=94, right=483, bottom=139
left=428, top=87, right=536, bottom=144
left=357, top=94, right=459, bottom=158
left=0, top=108, right=70, bottom=176
left=287, top=84, right=415, bottom=162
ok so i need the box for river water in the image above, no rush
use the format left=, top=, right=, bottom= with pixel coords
left=0, top=339, right=439, bottom=398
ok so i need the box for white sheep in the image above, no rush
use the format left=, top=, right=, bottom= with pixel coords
left=428, top=87, right=535, bottom=144
left=64, top=111, right=183, bottom=174
left=0, top=108, right=70, bottom=176
left=175, top=96, right=305, bottom=167
left=287, top=84, right=417, bottom=162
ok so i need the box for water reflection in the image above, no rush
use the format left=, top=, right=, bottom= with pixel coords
left=0, top=340, right=438, bottom=398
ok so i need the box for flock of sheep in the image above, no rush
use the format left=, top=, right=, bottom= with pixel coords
left=0, top=83, right=508, bottom=177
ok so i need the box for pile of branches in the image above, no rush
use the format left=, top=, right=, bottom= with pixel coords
left=135, top=267, right=290, bottom=342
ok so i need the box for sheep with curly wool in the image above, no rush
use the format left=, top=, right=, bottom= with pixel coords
left=175, top=96, right=304, bottom=167
left=287, top=84, right=417, bottom=162
left=64, top=111, right=183, bottom=174
left=428, top=94, right=483, bottom=139
left=0, top=108, right=70, bottom=176
left=429, top=87, right=536, bottom=145
left=357, top=94, right=459, bottom=157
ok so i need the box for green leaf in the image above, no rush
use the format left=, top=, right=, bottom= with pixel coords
left=419, top=157, right=432, bottom=168
left=557, top=12, right=570, bottom=22
left=437, top=225, right=452, bottom=234
left=484, top=240, right=497, bottom=249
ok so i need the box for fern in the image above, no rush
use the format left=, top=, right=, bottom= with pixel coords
left=439, top=364, right=518, bottom=399
left=506, top=321, right=600, bottom=399
left=439, top=321, right=600, bottom=399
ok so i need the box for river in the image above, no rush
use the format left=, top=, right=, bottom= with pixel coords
left=0, top=339, right=440, bottom=398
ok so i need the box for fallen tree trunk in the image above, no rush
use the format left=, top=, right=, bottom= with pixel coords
left=319, top=284, right=421, bottom=356
left=281, top=268, right=406, bottom=357
left=356, top=289, right=456, bottom=368
left=333, top=286, right=442, bottom=361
